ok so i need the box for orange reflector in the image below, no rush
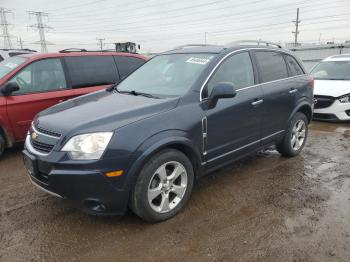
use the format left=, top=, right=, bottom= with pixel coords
left=105, top=170, right=124, bottom=177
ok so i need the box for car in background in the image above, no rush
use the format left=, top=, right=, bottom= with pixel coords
left=22, top=41, right=313, bottom=222
left=0, top=48, right=37, bottom=62
left=310, top=54, right=350, bottom=121
left=0, top=50, right=148, bottom=157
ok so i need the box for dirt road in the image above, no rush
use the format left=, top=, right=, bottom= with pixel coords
left=0, top=121, right=349, bottom=262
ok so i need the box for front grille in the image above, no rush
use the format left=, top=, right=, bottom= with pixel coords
left=314, top=95, right=335, bottom=109
left=36, top=126, right=61, bottom=138
left=31, top=139, right=55, bottom=153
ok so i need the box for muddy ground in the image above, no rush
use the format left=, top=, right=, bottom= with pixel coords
left=0, top=121, right=349, bottom=262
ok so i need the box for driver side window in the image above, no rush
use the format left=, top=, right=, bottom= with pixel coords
left=9, top=58, right=67, bottom=95
left=203, top=52, right=255, bottom=99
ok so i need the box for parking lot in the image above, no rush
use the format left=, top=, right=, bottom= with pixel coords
left=0, top=121, right=349, bottom=262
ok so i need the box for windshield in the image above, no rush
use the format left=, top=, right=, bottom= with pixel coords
left=116, top=53, right=215, bottom=97
left=0, top=56, right=27, bottom=79
left=310, top=61, right=350, bottom=80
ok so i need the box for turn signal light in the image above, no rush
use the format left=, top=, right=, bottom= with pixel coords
left=105, top=170, right=124, bottom=177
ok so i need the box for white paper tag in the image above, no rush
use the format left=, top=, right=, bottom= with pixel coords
left=186, top=57, right=210, bottom=65
left=4, top=62, right=18, bottom=69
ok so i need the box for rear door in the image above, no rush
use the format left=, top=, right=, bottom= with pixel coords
left=5, top=58, right=72, bottom=140
left=63, top=55, right=120, bottom=97
left=254, top=50, right=295, bottom=145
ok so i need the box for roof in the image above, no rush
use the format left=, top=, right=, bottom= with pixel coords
left=323, top=54, right=350, bottom=62
left=17, top=51, right=148, bottom=61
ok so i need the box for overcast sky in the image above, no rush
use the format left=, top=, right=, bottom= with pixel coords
left=2, top=0, right=350, bottom=53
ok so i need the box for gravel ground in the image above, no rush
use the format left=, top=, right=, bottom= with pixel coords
left=0, top=121, right=349, bottom=262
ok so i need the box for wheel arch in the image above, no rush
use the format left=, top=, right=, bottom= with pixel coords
left=125, top=132, right=203, bottom=191
left=289, top=99, right=313, bottom=124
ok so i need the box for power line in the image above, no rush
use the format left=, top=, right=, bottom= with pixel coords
left=0, top=8, right=13, bottom=49
left=292, top=8, right=301, bottom=46
left=52, top=0, right=349, bottom=33
left=28, top=11, right=53, bottom=52
left=47, top=0, right=107, bottom=12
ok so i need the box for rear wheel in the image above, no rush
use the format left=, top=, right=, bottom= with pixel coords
left=276, top=112, right=308, bottom=157
left=130, top=149, right=194, bottom=223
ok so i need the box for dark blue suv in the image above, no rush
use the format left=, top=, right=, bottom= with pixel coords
left=23, top=41, right=314, bottom=222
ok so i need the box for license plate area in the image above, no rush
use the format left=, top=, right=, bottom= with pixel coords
left=23, top=153, right=38, bottom=177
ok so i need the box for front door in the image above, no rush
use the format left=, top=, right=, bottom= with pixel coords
left=202, top=51, right=263, bottom=168
left=5, top=58, right=73, bottom=141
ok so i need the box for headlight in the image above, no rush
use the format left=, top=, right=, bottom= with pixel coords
left=62, top=132, right=113, bottom=160
left=339, top=94, right=350, bottom=103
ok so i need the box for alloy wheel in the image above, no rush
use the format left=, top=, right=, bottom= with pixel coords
left=291, top=119, right=306, bottom=151
left=147, top=161, right=188, bottom=213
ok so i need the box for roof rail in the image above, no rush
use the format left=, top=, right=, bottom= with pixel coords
left=228, top=40, right=282, bottom=49
left=172, top=44, right=213, bottom=50
left=59, top=48, right=88, bottom=53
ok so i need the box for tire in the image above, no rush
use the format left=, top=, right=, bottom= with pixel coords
left=276, top=112, right=308, bottom=157
left=130, top=149, right=194, bottom=223
left=0, top=134, right=5, bottom=159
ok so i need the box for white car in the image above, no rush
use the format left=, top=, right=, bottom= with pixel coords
left=0, top=49, right=36, bottom=62
left=310, top=54, right=350, bottom=121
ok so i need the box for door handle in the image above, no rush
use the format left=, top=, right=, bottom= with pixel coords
left=251, top=99, right=263, bottom=106
left=58, top=99, right=66, bottom=103
left=289, top=88, right=298, bottom=94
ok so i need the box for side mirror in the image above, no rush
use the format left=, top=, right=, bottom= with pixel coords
left=207, top=82, right=237, bottom=108
left=1, top=82, right=20, bottom=96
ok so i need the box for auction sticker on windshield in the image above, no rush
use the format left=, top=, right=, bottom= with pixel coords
left=186, top=57, right=211, bottom=65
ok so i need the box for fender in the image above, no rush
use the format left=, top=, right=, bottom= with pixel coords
left=287, top=97, right=313, bottom=124
left=123, top=130, right=203, bottom=190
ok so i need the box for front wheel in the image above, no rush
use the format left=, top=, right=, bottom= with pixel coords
left=0, top=134, right=5, bottom=159
left=130, top=149, right=194, bottom=223
left=276, top=112, right=309, bottom=157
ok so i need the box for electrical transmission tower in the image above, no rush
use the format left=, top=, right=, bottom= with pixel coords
left=292, top=8, right=301, bottom=46
left=28, top=11, right=53, bottom=52
left=0, top=8, right=13, bottom=49
left=96, top=38, right=105, bottom=50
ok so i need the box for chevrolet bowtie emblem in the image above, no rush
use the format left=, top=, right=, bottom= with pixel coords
left=31, top=132, right=38, bottom=140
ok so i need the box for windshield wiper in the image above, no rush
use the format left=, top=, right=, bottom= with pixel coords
left=117, top=89, right=160, bottom=99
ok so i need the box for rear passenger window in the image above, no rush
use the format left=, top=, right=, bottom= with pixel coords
left=114, top=56, right=145, bottom=79
left=255, top=51, right=288, bottom=82
left=205, top=52, right=255, bottom=97
left=65, top=56, right=119, bottom=88
left=284, top=55, right=304, bottom=76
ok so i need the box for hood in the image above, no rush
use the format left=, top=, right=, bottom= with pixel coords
left=36, top=90, right=179, bottom=135
left=314, top=80, right=350, bottom=97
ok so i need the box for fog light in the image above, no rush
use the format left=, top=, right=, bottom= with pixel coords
left=105, top=170, right=124, bottom=177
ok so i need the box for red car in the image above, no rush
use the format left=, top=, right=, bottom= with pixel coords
left=0, top=50, right=148, bottom=157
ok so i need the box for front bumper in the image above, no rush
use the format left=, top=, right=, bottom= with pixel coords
left=314, top=99, right=350, bottom=122
left=23, top=146, right=131, bottom=215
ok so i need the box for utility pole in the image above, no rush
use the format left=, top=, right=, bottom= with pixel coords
left=96, top=38, right=105, bottom=50
left=0, top=8, right=13, bottom=49
left=28, top=11, right=53, bottom=52
left=292, top=8, right=301, bottom=46
left=204, top=32, right=208, bottom=44
left=17, top=37, right=24, bottom=49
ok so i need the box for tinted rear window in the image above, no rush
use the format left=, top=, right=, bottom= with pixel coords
left=64, top=56, right=119, bottom=88
left=255, top=51, right=288, bottom=82
left=284, top=55, right=304, bottom=76
left=114, top=56, right=145, bottom=79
